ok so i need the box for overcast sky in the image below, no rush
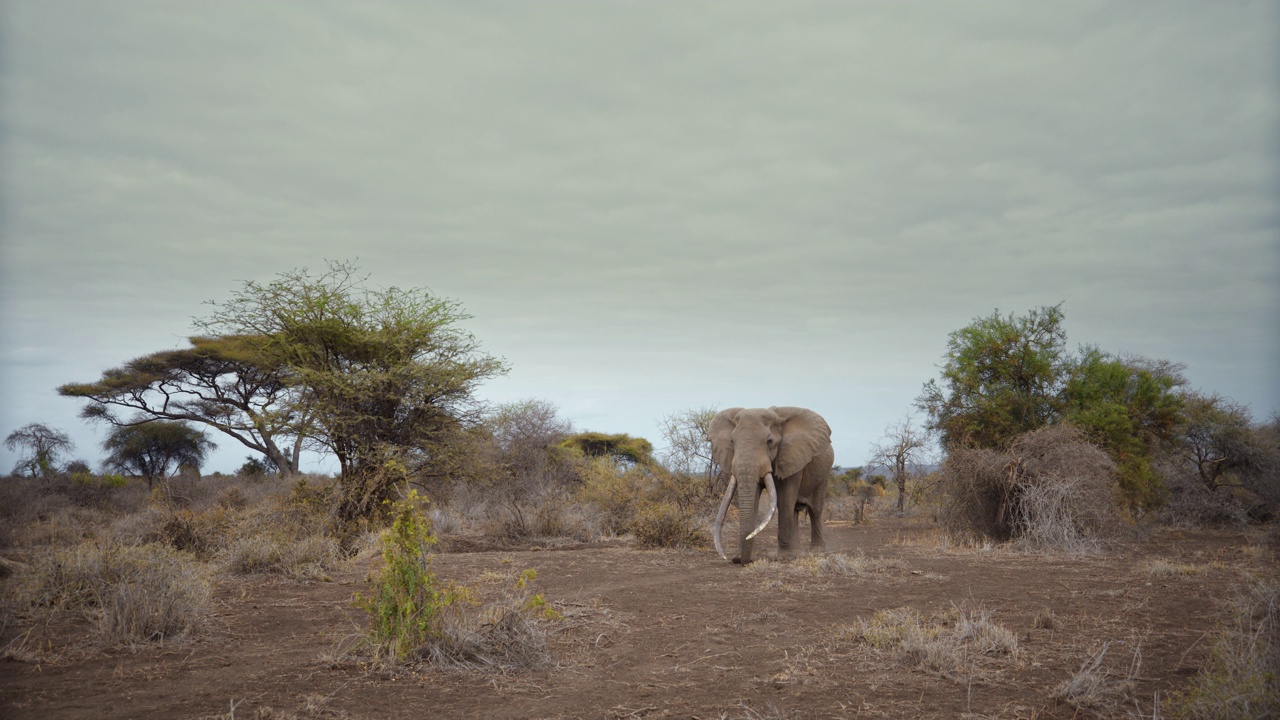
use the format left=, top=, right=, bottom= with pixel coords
left=2, top=2, right=1277, bottom=474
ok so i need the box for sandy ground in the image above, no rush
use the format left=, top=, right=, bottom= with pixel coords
left=1, top=517, right=1271, bottom=719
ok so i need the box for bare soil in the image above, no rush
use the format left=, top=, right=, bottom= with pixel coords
left=1, top=518, right=1272, bottom=719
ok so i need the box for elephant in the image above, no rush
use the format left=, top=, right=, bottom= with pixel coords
left=709, top=407, right=834, bottom=564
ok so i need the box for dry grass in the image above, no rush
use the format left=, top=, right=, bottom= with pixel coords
left=744, top=552, right=906, bottom=579
left=842, top=605, right=1018, bottom=681
left=1052, top=641, right=1142, bottom=713
left=478, top=498, right=608, bottom=544
left=1033, top=608, right=1056, bottom=630
left=224, top=535, right=342, bottom=581
left=102, top=484, right=351, bottom=579
left=421, top=591, right=556, bottom=672
left=1144, top=558, right=1205, bottom=578
left=14, top=541, right=211, bottom=646
left=1165, top=575, right=1280, bottom=719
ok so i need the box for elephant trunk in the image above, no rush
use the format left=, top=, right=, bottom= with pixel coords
left=732, top=471, right=777, bottom=564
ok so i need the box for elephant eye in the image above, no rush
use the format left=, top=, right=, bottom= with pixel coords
left=766, top=437, right=774, bottom=445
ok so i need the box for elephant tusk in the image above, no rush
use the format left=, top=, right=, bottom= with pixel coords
left=713, top=475, right=737, bottom=561
left=746, top=472, right=778, bottom=541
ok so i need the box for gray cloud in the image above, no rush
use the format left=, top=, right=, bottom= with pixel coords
left=2, top=1, right=1277, bottom=471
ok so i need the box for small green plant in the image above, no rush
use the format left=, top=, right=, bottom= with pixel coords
left=513, top=569, right=559, bottom=620
left=356, top=491, right=471, bottom=662
left=356, top=492, right=558, bottom=669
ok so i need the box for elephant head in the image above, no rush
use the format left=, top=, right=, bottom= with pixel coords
left=709, top=406, right=833, bottom=564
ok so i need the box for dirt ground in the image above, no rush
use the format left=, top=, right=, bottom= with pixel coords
left=1, top=517, right=1272, bottom=719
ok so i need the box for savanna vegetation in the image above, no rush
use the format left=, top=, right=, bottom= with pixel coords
left=3, top=278, right=1277, bottom=718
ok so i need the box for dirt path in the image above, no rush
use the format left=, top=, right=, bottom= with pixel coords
left=1, top=519, right=1268, bottom=719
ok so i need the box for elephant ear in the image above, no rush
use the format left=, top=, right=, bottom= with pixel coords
left=708, top=407, right=744, bottom=474
left=770, top=406, right=832, bottom=479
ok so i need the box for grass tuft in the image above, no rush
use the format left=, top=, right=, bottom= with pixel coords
left=1052, top=641, right=1142, bottom=712
left=843, top=604, right=1018, bottom=679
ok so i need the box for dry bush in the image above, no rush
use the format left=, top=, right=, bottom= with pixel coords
left=16, top=541, right=210, bottom=646
left=1166, top=575, right=1280, bottom=719
left=224, top=535, right=342, bottom=581
left=479, top=491, right=607, bottom=544
left=0, top=476, right=150, bottom=548
left=435, top=453, right=707, bottom=548
left=1153, top=455, right=1252, bottom=528
left=217, top=494, right=348, bottom=579
left=574, top=459, right=653, bottom=535
left=938, top=424, right=1121, bottom=551
left=423, top=578, right=556, bottom=672
left=104, top=479, right=348, bottom=579
left=61, top=477, right=150, bottom=513
left=14, top=505, right=108, bottom=547
left=573, top=460, right=708, bottom=548
left=631, top=501, right=705, bottom=549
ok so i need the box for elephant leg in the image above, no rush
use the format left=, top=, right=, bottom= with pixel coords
left=775, top=477, right=801, bottom=560
left=808, top=504, right=826, bottom=554
left=802, top=461, right=829, bottom=555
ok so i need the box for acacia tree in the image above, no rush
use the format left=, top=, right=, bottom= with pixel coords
left=1179, top=393, right=1278, bottom=497
left=102, top=420, right=216, bottom=488
left=559, top=432, right=655, bottom=468
left=5, top=423, right=75, bottom=478
left=59, top=334, right=306, bottom=477
left=197, top=262, right=508, bottom=520
left=868, top=417, right=931, bottom=514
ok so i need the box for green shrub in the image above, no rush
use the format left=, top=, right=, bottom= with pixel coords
left=357, top=492, right=556, bottom=669
left=357, top=492, right=472, bottom=662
